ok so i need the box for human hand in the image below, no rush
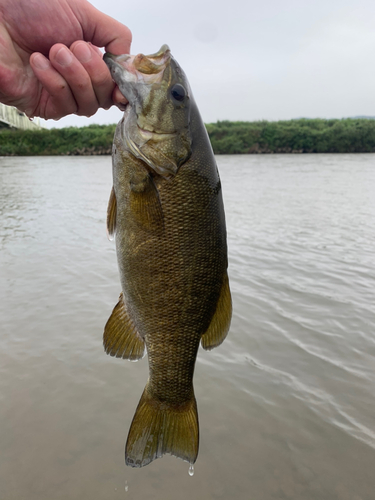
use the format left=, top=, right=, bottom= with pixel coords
left=0, top=0, right=131, bottom=119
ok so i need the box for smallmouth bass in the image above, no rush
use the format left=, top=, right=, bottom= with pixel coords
left=103, top=45, right=232, bottom=468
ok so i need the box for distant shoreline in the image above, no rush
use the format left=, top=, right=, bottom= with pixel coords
left=1, top=118, right=375, bottom=156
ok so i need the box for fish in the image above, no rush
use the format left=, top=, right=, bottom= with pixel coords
left=103, top=44, right=232, bottom=468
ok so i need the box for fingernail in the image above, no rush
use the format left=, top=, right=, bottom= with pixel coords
left=117, top=102, right=128, bottom=111
left=32, top=53, right=50, bottom=70
left=55, top=47, right=73, bottom=66
left=74, top=42, right=92, bottom=64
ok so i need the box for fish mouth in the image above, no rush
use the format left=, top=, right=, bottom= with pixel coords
left=105, top=45, right=175, bottom=135
left=104, top=45, right=171, bottom=101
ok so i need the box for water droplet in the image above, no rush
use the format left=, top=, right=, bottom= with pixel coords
left=188, top=464, right=194, bottom=476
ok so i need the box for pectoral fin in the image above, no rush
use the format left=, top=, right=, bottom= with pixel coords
left=130, top=173, right=164, bottom=232
left=104, top=293, right=145, bottom=360
left=201, top=273, right=232, bottom=351
left=106, top=187, right=117, bottom=241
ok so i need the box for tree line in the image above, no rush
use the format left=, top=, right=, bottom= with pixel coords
left=1, top=118, right=375, bottom=156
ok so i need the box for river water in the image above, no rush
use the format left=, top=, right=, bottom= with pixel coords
left=1, top=154, right=374, bottom=500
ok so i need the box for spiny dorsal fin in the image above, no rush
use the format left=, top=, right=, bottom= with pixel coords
left=201, top=273, right=232, bottom=351
left=106, top=186, right=117, bottom=241
left=104, top=293, right=145, bottom=360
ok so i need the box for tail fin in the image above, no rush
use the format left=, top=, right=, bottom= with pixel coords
left=125, top=384, right=199, bottom=468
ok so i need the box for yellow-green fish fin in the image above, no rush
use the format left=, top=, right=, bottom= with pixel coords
left=103, top=292, right=145, bottom=360
left=126, top=385, right=199, bottom=468
left=201, top=273, right=232, bottom=351
left=106, top=186, right=117, bottom=240
left=130, top=173, right=164, bottom=232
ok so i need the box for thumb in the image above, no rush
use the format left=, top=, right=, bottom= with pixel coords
left=78, top=1, right=132, bottom=54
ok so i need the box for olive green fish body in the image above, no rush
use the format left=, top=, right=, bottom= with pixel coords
left=104, top=46, right=231, bottom=468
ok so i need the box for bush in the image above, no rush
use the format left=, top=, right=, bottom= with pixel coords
left=1, top=119, right=375, bottom=156
left=206, top=118, right=375, bottom=154
left=0, top=124, right=116, bottom=156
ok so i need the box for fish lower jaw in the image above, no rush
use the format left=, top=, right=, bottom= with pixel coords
left=136, top=126, right=178, bottom=142
left=136, top=126, right=153, bottom=141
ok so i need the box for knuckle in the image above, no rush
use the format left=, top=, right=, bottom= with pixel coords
left=74, top=74, right=91, bottom=90
left=92, top=73, right=112, bottom=91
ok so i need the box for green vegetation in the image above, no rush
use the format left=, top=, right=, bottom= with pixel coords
left=1, top=119, right=375, bottom=156
left=0, top=124, right=115, bottom=156
left=206, top=118, right=375, bottom=154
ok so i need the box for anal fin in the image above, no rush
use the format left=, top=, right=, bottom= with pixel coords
left=104, top=292, right=145, bottom=360
left=201, top=272, right=232, bottom=351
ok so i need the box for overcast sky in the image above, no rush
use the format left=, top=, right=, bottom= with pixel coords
left=44, top=0, right=375, bottom=128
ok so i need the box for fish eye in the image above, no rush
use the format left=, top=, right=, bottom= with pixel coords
left=171, top=84, right=186, bottom=102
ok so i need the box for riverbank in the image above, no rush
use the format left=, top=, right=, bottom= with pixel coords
left=207, top=118, right=375, bottom=154
left=1, top=118, right=375, bottom=156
